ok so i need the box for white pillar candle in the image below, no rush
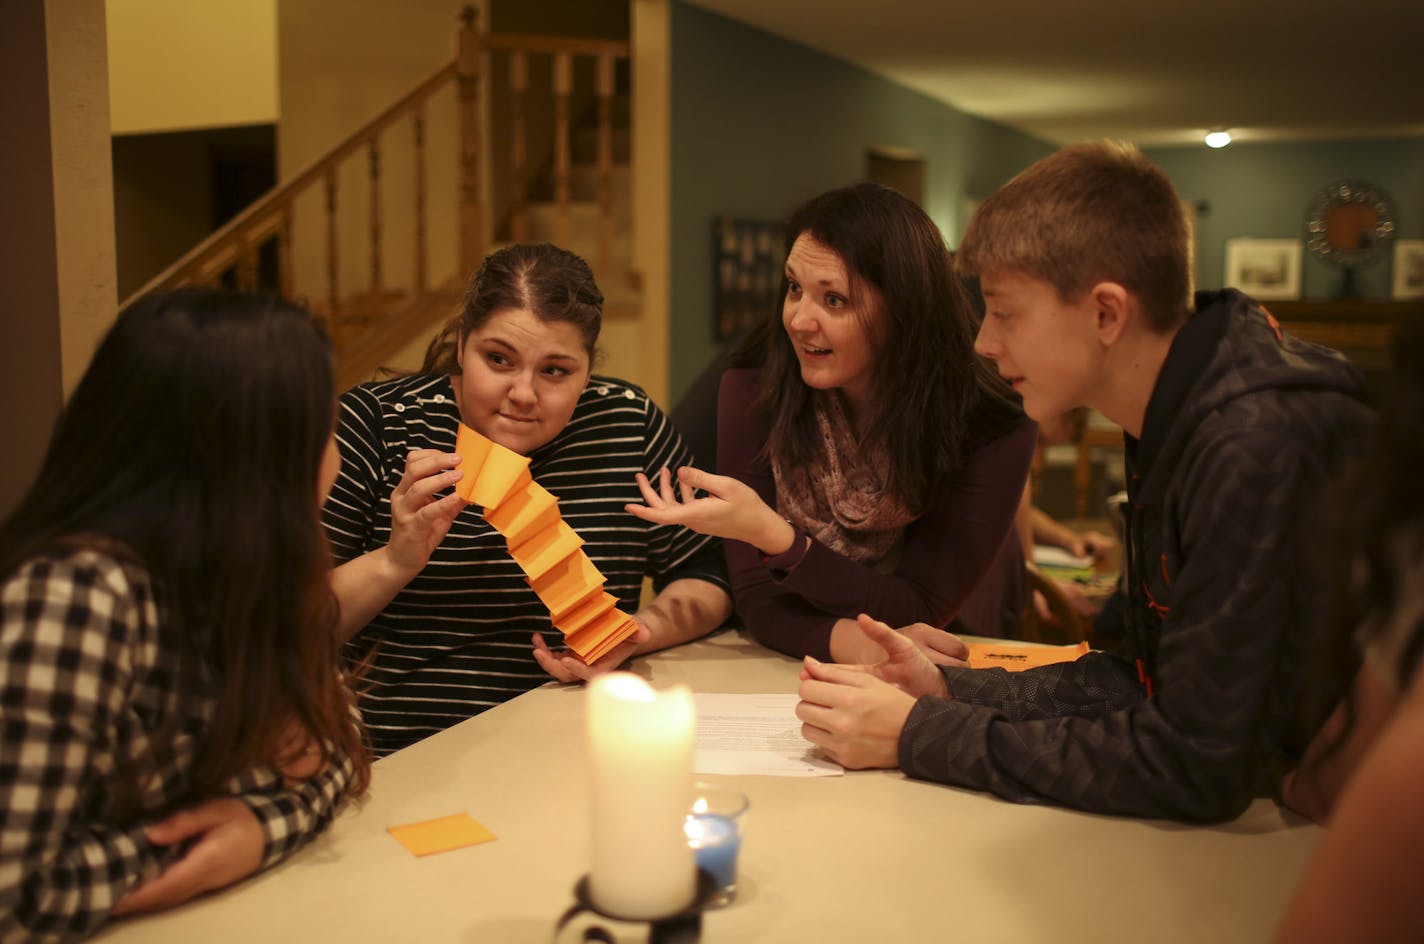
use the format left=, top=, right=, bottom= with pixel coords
left=586, top=672, right=696, bottom=919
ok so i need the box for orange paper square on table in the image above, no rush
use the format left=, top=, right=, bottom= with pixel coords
left=531, top=551, right=607, bottom=615
left=453, top=426, right=494, bottom=502
left=486, top=481, right=560, bottom=545
left=387, top=813, right=497, bottom=857
left=510, top=520, right=586, bottom=582
left=966, top=640, right=1089, bottom=672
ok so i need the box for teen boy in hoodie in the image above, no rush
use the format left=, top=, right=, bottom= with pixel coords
left=795, top=141, right=1375, bottom=822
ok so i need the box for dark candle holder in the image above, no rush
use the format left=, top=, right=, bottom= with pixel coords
left=554, top=869, right=719, bottom=943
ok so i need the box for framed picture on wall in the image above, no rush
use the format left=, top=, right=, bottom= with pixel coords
left=1224, top=238, right=1302, bottom=300
left=712, top=217, right=784, bottom=342
left=1392, top=239, right=1424, bottom=300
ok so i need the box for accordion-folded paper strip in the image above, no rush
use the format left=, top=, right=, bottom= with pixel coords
left=453, top=423, right=639, bottom=662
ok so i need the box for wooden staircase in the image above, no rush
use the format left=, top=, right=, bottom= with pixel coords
left=117, top=7, right=637, bottom=391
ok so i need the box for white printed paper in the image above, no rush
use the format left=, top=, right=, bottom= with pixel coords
left=693, top=693, right=843, bottom=777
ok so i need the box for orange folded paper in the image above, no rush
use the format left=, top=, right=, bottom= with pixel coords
left=510, top=519, right=586, bottom=582
left=966, top=640, right=1089, bottom=671
left=568, top=610, right=638, bottom=663
left=532, top=551, right=607, bottom=616
left=472, top=451, right=532, bottom=510
left=452, top=425, right=494, bottom=501
left=486, top=481, right=560, bottom=545
left=553, top=589, right=619, bottom=636
left=453, top=422, right=640, bottom=663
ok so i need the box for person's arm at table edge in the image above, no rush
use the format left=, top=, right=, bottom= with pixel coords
left=631, top=576, right=733, bottom=657
left=230, top=737, right=361, bottom=870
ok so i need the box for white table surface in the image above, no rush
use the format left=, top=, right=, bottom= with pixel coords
left=93, top=630, right=1320, bottom=943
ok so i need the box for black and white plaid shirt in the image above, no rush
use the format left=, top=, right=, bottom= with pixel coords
left=0, top=548, right=359, bottom=941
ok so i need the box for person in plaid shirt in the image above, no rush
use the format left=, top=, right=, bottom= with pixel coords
left=0, top=289, right=371, bottom=940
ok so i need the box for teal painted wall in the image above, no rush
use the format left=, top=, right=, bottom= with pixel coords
left=667, top=2, right=1052, bottom=403
left=1146, top=138, right=1424, bottom=301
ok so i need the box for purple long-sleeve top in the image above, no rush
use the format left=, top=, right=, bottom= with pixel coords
left=717, top=367, right=1035, bottom=661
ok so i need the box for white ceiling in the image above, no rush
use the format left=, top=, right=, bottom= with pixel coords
left=686, top=0, right=1424, bottom=146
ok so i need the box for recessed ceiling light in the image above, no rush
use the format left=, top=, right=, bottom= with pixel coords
left=1204, top=129, right=1232, bottom=149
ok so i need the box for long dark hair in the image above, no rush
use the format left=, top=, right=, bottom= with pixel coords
left=0, top=288, right=370, bottom=810
left=731, top=183, right=1020, bottom=512
left=420, top=243, right=603, bottom=375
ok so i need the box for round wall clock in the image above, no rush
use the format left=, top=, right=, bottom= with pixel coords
left=1306, top=180, right=1396, bottom=267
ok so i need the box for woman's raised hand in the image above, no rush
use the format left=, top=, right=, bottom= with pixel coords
left=386, top=449, right=468, bottom=575
left=625, top=466, right=795, bottom=555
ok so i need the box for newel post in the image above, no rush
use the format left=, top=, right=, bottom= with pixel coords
left=456, top=5, right=485, bottom=276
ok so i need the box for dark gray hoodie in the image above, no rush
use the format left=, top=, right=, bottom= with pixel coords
left=899, top=289, right=1374, bottom=822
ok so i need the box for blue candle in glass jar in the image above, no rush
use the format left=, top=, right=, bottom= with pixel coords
left=684, top=813, right=740, bottom=891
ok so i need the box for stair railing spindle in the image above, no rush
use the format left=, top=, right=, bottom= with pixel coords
left=325, top=168, right=339, bottom=317
left=552, top=50, right=572, bottom=247
left=596, top=53, right=615, bottom=276
left=510, top=51, right=529, bottom=243
left=413, top=107, right=428, bottom=294
left=369, top=138, right=383, bottom=294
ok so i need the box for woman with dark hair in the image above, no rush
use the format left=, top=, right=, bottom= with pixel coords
left=630, top=183, right=1034, bottom=662
left=0, top=289, right=369, bottom=938
left=1275, top=323, right=1424, bottom=941
left=324, top=243, right=731, bottom=757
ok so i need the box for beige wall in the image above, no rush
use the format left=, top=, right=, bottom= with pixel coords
left=107, top=0, right=278, bottom=135
left=1, top=0, right=118, bottom=516
left=626, top=0, right=670, bottom=406
left=277, top=0, right=463, bottom=314
left=50, top=0, right=120, bottom=396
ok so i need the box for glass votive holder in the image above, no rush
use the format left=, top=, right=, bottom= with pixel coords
left=684, top=782, right=748, bottom=908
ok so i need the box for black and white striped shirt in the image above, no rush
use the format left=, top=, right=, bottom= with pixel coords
left=323, top=373, right=728, bottom=757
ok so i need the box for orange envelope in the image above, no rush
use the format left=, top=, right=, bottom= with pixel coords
left=388, top=812, right=497, bottom=856
left=486, top=480, right=559, bottom=542
left=531, top=552, right=607, bottom=616
left=965, top=640, right=1089, bottom=672
left=469, top=448, right=532, bottom=510
left=509, top=519, right=585, bottom=582
left=453, top=425, right=494, bottom=502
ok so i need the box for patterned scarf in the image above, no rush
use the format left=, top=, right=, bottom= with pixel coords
left=771, top=391, right=916, bottom=564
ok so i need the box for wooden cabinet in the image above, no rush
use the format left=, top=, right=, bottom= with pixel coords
left=1264, top=299, right=1419, bottom=403
left=1264, top=299, right=1420, bottom=371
